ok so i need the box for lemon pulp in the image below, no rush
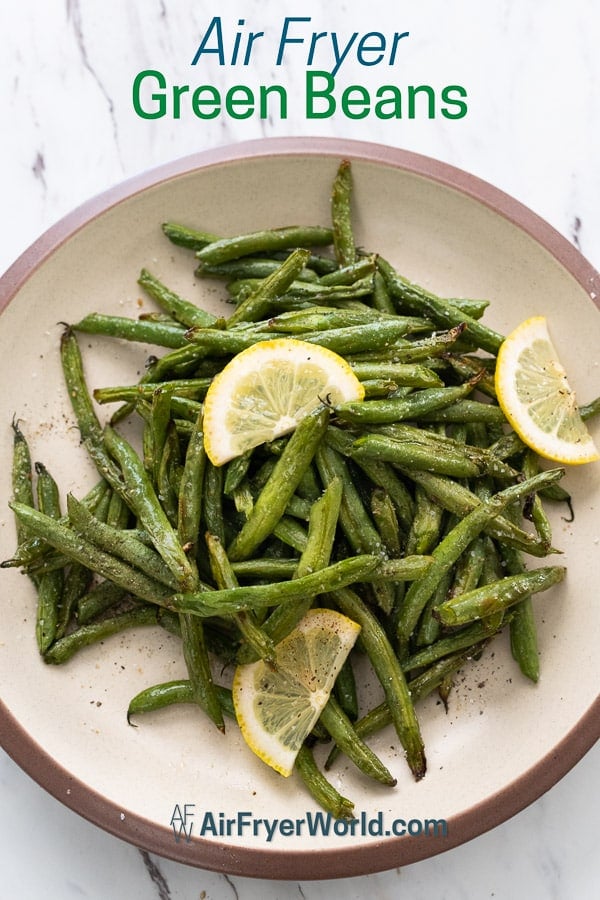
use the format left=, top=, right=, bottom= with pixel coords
left=232, top=608, right=361, bottom=777
left=203, top=338, right=365, bottom=465
left=495, top=316, right=599, bottom=465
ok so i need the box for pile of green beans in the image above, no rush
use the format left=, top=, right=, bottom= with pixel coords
left=5, top=160, right=595, bottom=819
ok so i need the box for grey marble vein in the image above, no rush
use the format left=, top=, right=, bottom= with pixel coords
left=139, top=850, right=172, bottom=900
left=65, top=0, right=122, bottom=163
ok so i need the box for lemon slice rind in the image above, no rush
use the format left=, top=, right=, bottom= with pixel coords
left=495, top=316, right=599, bottom=465
left=232, top=608, right=361, bottom=777
left=203, top=338, right=365, bottom=466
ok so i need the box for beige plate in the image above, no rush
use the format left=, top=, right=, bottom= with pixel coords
left=1, top=138, right=599, bottom=880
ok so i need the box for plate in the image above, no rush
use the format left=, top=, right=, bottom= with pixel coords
left=1, top=138, right=599, bottom=880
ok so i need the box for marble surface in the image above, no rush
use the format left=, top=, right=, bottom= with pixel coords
left=1, top=1, right=599, bottom=897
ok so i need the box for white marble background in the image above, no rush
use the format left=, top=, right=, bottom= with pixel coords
left=1, top=0, right=599, bottom=897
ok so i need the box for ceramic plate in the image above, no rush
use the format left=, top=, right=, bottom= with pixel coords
left=1, top=138, right=598, bottom=880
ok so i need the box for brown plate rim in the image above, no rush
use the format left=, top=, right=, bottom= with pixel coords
left=1, top=136, right=599, bottom=880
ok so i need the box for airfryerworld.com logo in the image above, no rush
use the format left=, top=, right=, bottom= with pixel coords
left=170, top=804, right=448, bottom=844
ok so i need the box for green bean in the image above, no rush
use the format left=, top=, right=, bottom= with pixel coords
left=449, top=535, right=487, bottom=599
left=296, top=253, right=339, bottom=276
left=404, top=615, right=506, bottom=671
left=200, top=460, right=225, bottom=547
left=206, top=532, right=276, bottom=664
left=34, top=462, right=61, bottom=520
left=150, top=387, right=173, bottom=486
left=196, top=225, right=334, bottom=265
left=177, top=413, right=206, bottom=554
left=376, top=556, right=432, bottom=581
left=248, top=307, right=427, bottom=335
left=336, top=380, right=480, bottom=426
left=345, top=455, right=414, bottom=535
left=327, top=645, right=485, bottom=767
left=333, top=656, right=359, bottom=722
left=10, top=418, right=35, bottom=548
left=141, top=343, right=210, bottom=383
left=435, top=566, right=566, bottom=627
left=478, top=535, right=504, bottom=587
left=360, top=379, right=402, bottom=398
left=522, top=450, right=553, bottom=549
left=351, top=323, right=468, bottom=364
left=294, top=478, right=342, bottom=578
left=139, top=312, right=181, bottom=325
left=67, top=494, right=180, bottom=590
left=537, top=481, right=575, bottom=523
left=351, top=433, right=490, bottom=478
left=350, top=362, right=443, bottom=388
left=395, top=468, right=565, bottom=655
left=77, top=579, right=130, bottom=624
left=60, top=327, right=125, bottom=490
left=161, top=222, right=218, bottom=250
left=11, top=502, right=172, bottom=606
left=370, top=488, right=402, bottom=558
left=105, top=490, right=130, bottom=530
left=378, top=257, right=504, bottom=355
left=227, top=553, right=428, bottom=587
left=315, top=442, right=393, bottom=612
left=272, top=516, right=308, bottom=553
left=498, top=504, right=540, bottom=682
left=179, top=612, right=224, bottom=731
left=229, top=558, right=297, bottom=580
left=319, top=697, right=396, bottom=786
left=34, top=558, right=63, bottom=653
left=44, top=606, right=160, bottom=664
left=298, top=319, right=423, bottom=356
left=138, top=268, right=217, bottom=327
left=415, top=568, right=453, bottom=648
left=127, top=677, right=195, bottom=720
left=241, top=477, right=344, bottom=657
left=197, top=257, right=320, bottom=282
left=1, top=479, right=110, bottom=572
left=509, top=594, right=540, bottom=683
left=331, top=586, right=426, bottom=781
left=170, top=554, right=380, bottom=617
left=228, top=407, right=330, bottom=561
left=295, top=745, right=356, bottom=819
left=331, top=160, right=356, bottom=267
left=445, top=297, right=490, bottom=319
left=158, top=425, right=183, bottom=529
left=226, top=248, right=312, bottom=327
left=580, top=395, right=600, bottom=421
left=315, top=443, right=383, bottom=556
left=73, top=313, right=188, bottom=348
left=397, top=467, right=558, bottom=556
left=405, top=485, right=444, bottom=556
left=56, top=562, right=93, bottom=638
left=445, top=354, right=497, bottom=399
left=104, top=426, right=196, bottom=590
left=376, top=423, right=518, bottom=480
left=295, top=463, right=322, bottom=503
left=92, top=490, right=125, bottom=530
left=127, top=678, right=235, bottom=726
left=34, top=463, right=64, bottom=653
left=182, top=325, right=279, bottom=356
left=223, top=450, right=253, bottom=497
left=228, top=275, right=375, bottom=308
left=417, top=400, right=507, bottom=425
left=6, top=156, right=589, bottom=818
left=320, top=257, right=376, bottom=287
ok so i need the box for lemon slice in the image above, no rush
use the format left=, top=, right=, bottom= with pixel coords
left=232, top=608, right=361, bottom=777
left=203, top=338, right=364, bottom=465
left=495, top=316, right=599, bottom=465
